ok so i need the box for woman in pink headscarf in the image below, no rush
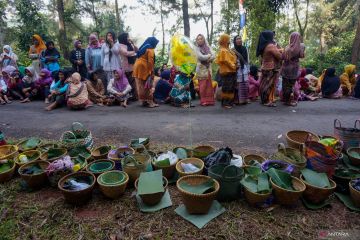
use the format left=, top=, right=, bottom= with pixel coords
left=85, top=33, right=102, bottom=74
left=21, top=68, right=53, bottom=103
left=107, top=68, right=132, bottom=107
left=280, top=32, right=305, bottom=106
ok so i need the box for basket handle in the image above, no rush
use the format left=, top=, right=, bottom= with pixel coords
left=61, top=131, right=77, bottom=141
left=134, top=144, right=151, bottom=158
left=354, top=120, right=360, bottom=130
left=277, top=143, right=287, bottom=155
left=221, top=165, right=243, bottom=179
left=334, top=119, right=341, bottom=128
left=123, top=155, right=142, bottom=168
left=71, top=122, right=85, bottom=132
left=299, top=143, right=305, bottom=155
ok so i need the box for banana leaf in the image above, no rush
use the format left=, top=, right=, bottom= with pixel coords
left=240, top=176, right=258, bottom=193
left=193, top=151, right=210, bottom=158
left=23, top=138, right=41, bottom=150
left=47, top=148, right=65, bottom=159
left=335, top=168, right=360, bottom=179
left=244, top=166, right=262, bottom=176
left=98, top=146, right=111, bottom=155
left=267, top=168, right=294, bottom=190
left=257, top=172, right=270, bottom=193
left=26, top=152, right=40, bottom=161
left=301, top=168, right=331, bottom=188
left=179, top=179, right=215, bottom=194
left=175, top=148, right=188, bottom=159
left=155, top=158, right=171, bottom=167
left=68, top=146, right=91, bottom=159
left=0, top=163, right=11, bottom=173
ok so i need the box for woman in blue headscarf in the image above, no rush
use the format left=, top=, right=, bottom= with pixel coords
left=132, top=37, right=159, bottom=108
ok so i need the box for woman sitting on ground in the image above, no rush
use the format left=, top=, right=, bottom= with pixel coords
left=170, top=72, right=193, bottom=108
left=86, top=70, right=107, bottom=106
left=321, top=68, right=342, bottom=99
left=107, top=69, right=132, bottom=107
left=340, top=64, right=356, bottom=96
left=248, top=65, right=260, bottom=101
left=66, top=72, right=92, bottom=110
left=153, top=69, right=173, bottom=104
left=21, top=68, right=53, bottom=103
left=303, top=68, right=320, bottom=96
left=22, top=67, right=36, bottom=99
left=45, top=69, right=70, bottom=111
left=353, top=75, right=360, bottom=99
left=0, top=74, right=10, bottom=104
left=8, top=71, right=24, bottom=100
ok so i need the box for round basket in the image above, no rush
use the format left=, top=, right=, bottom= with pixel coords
left=286, top=130, right=319, bottom=150
left=18, top=160, right=50, bottom=189
left=86, top=159, right=115, bottom=177
left=131, top=142, right=150, bottom=153
left=152, top=158, right=178, bottom=180
left=58, top=171, right=96, bottom=205
left=15, top=150, right=41, bottom=168
left=270, top=176, right=306, bottom=206
left=192, top=145, right=215, bottom=159
left=243, top=154, right=266, bottom=166
left=243, top=187, right=272, bottom=207
left=176, top=158, right=204, bottom=177
left=177, top=175, right=220, bottom=214
left=300, top=175, right=336, bottom=204
left=347, top=147, right=360, bottom=166
left=274, top=143, right=307, bottom=177
left=108, top=147, right=135, bottom=162
left=17, top=138, right=42, bottom=152
left=91, top=145, right=112, bottom=160
left=122, top=154, right=150, bottom=184
left=135, top=176, right=168, bottom=206
left=40, top=148, right=68, bottom=162
left=98, top=171, right=129, bottom=199
left=0, top=145, right=19, bottom=160
left=37, top=143, right=59, bottom=153
left=0, top=160, right=16, bottom=183
left=71, top=157, right=88, bottom=171
left=349, top=180, right=360, bottom=208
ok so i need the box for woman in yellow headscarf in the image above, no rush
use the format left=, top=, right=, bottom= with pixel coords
left=28, top=34, right=46, bottom=79
left=340, top=64, right=356, bottom=96
left=215, top=34, right=237, bottom=109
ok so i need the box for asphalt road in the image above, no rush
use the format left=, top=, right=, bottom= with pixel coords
left=0, top=99, right=359, bottom=153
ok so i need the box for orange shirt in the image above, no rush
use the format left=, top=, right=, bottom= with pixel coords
left=133, top=49, right=155, bottom=81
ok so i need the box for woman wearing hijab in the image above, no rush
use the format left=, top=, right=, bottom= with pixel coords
left=133, top=36, right=159, bottom=108
left=85, top=34, right=103, bottom=73
left=21, top=68, right=53, bottom=103
left=153, top=69, right=172, bottom=103
left=70, top=40, right=88, bottom=79
left=232, top=35, right=250, bottom=105
left=215, top=34, right=237, bottom=109
left=66, top=72, right=92, bottom=110
left=195, top=34, right=215, bottom=106
left=256, top=30, right=283, bottom=107
left=22, top=66, right=36, bottom=98
left=0, top=45, right=18, bottom=70
left=353, top=75, right=360, bottom=99
left=8, top=71, right=24, bottom=100
left=107, top=69, right=132, bottom=107
left=101, top=30, right=121, bottom=86
left=0, top=66, right=16, bottom=104
left=248, top=65, right=260, bottom=101
left=118, top=32, right=138, bottom=101
left=169, top=72, right=193, bottom=108
left=86, top=70, right=107, bottom=105
left=321, top=68, right=342, bottom=99
left=46, top=69, right=70, bottom=111
left=40, top=41, right=61, bottom=73
left=281, top=32, right=305, bottom=106
left=340, top=64, right=356, bottom=96
left=28, top=34, right=46, bottom=79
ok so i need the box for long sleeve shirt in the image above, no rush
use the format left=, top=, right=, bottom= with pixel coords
left=85, top=47, right=102, bottom=72
left=50, top=80, right=69, bottom=94
left=101, top=42, right=122, bottom=72
left=107, top=78, right=132, bottom=95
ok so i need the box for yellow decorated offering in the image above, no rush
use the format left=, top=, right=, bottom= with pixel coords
left=169, top=35, right=197, bottom=75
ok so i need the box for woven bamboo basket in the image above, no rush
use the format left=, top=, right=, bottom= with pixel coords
left=18, top=160, right=50, bottom=189
left=0, top=160, right=16, bottom=183
left=108, top=147, right=135, bottom=161
left=97, top=171, right=129, bottom=199
left=347, top=147, right=360, bottom=166
left=273, top=143, right=307, bottom=177
left=40, top=148, right=68, bottom=162
left=300, top=175, right=336, bottom=204
left=122, top=154, right=150, bottom=184
left=243, top=154, right=266, bottom=166
left=177, top=175, right=219, bottom=214
left=191, top=145, right=216, bottom=159
left=71, top=157, right=88, bottom=171
left=286, top=130, right=319, bottom=150
left=243, top=187, right=272, bottom=207
left=152, top=158, right=178, bottom=179
left=17, top=138, right=42, bottom=152
left=15, top=150, right=41, bottom=168
left=176, top=158, right=204, bottom=177
left=0, top=145, right=19, bottom=160
left=91, top=145, right=112, bottom=160
left=86, top=159, right=115, bottom=177
left=349, top=180, right=360, bottom=208
left=58, top=171, right=96, bottom=205
left=37, top=143, right=59, bottom=153
left=135, top=176, right=168, bottom=206
left=270, top=176, right=306, bottom=206
left=131, top=142, right=150, bottom=153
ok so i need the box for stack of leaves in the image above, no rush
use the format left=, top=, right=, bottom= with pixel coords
left=246, top=160, right=262, bottom=168
left=267, top=168, right=294, bottom=191
left=21, top=138, right=41, bottom=151
left=179, top=179, right=215, bottom=194
left=240, top=167, right=271, bottom=194
left=68, top=146, right=91, bottom=160
left=301, top=168, right=331, bottom=188
left=46, top=148, right=65, bottom=160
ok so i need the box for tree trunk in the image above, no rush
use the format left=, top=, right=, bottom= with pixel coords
left=182, top=0, right=190, bottom=37
left=115, top=0, right=121, bottom=31
left=160, top=0, right=165, bottom=58
left=56, top=0, right=69, bottom=59
left=351, top=17, right=360, bottom=64
left=91, top=0, right=98, bottom=28
left=209, top=0, right=214, bottom=44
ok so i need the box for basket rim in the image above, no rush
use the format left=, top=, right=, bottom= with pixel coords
left=176, top=174, right=220, bottom=197
left=15, top=150, right=41, bottom=163
left=243, top=185, right=272, bottom=196
left=286, top=130, right=319, bottom=143
left=0, top=159, right=16, bottom=175
left=17, top=138, right=42, bottom=150
left=0, top=145, right=19, bottom=159
left=91, top=145, right=112, bottom=156
left=86, top=159, right=115, bottom=173
left=270, top=176, right=306, bottom=193
left=175, top=158, right=204, bottom=174
left=347, top=147, right=360, bottom=158
left=97, top=170, right=129, bottom=187
left=243, top=154, right=266, bottom=163
left=18, top=160, right=49, bottom=176
left=58, top=171, right=96, bottom=192
left=40, top=148, right=68, bottom=160
left=299, top=174, right=336, bottom=190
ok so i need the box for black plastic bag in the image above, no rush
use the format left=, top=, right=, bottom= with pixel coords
left=204, top=147, right=233, bottom=174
